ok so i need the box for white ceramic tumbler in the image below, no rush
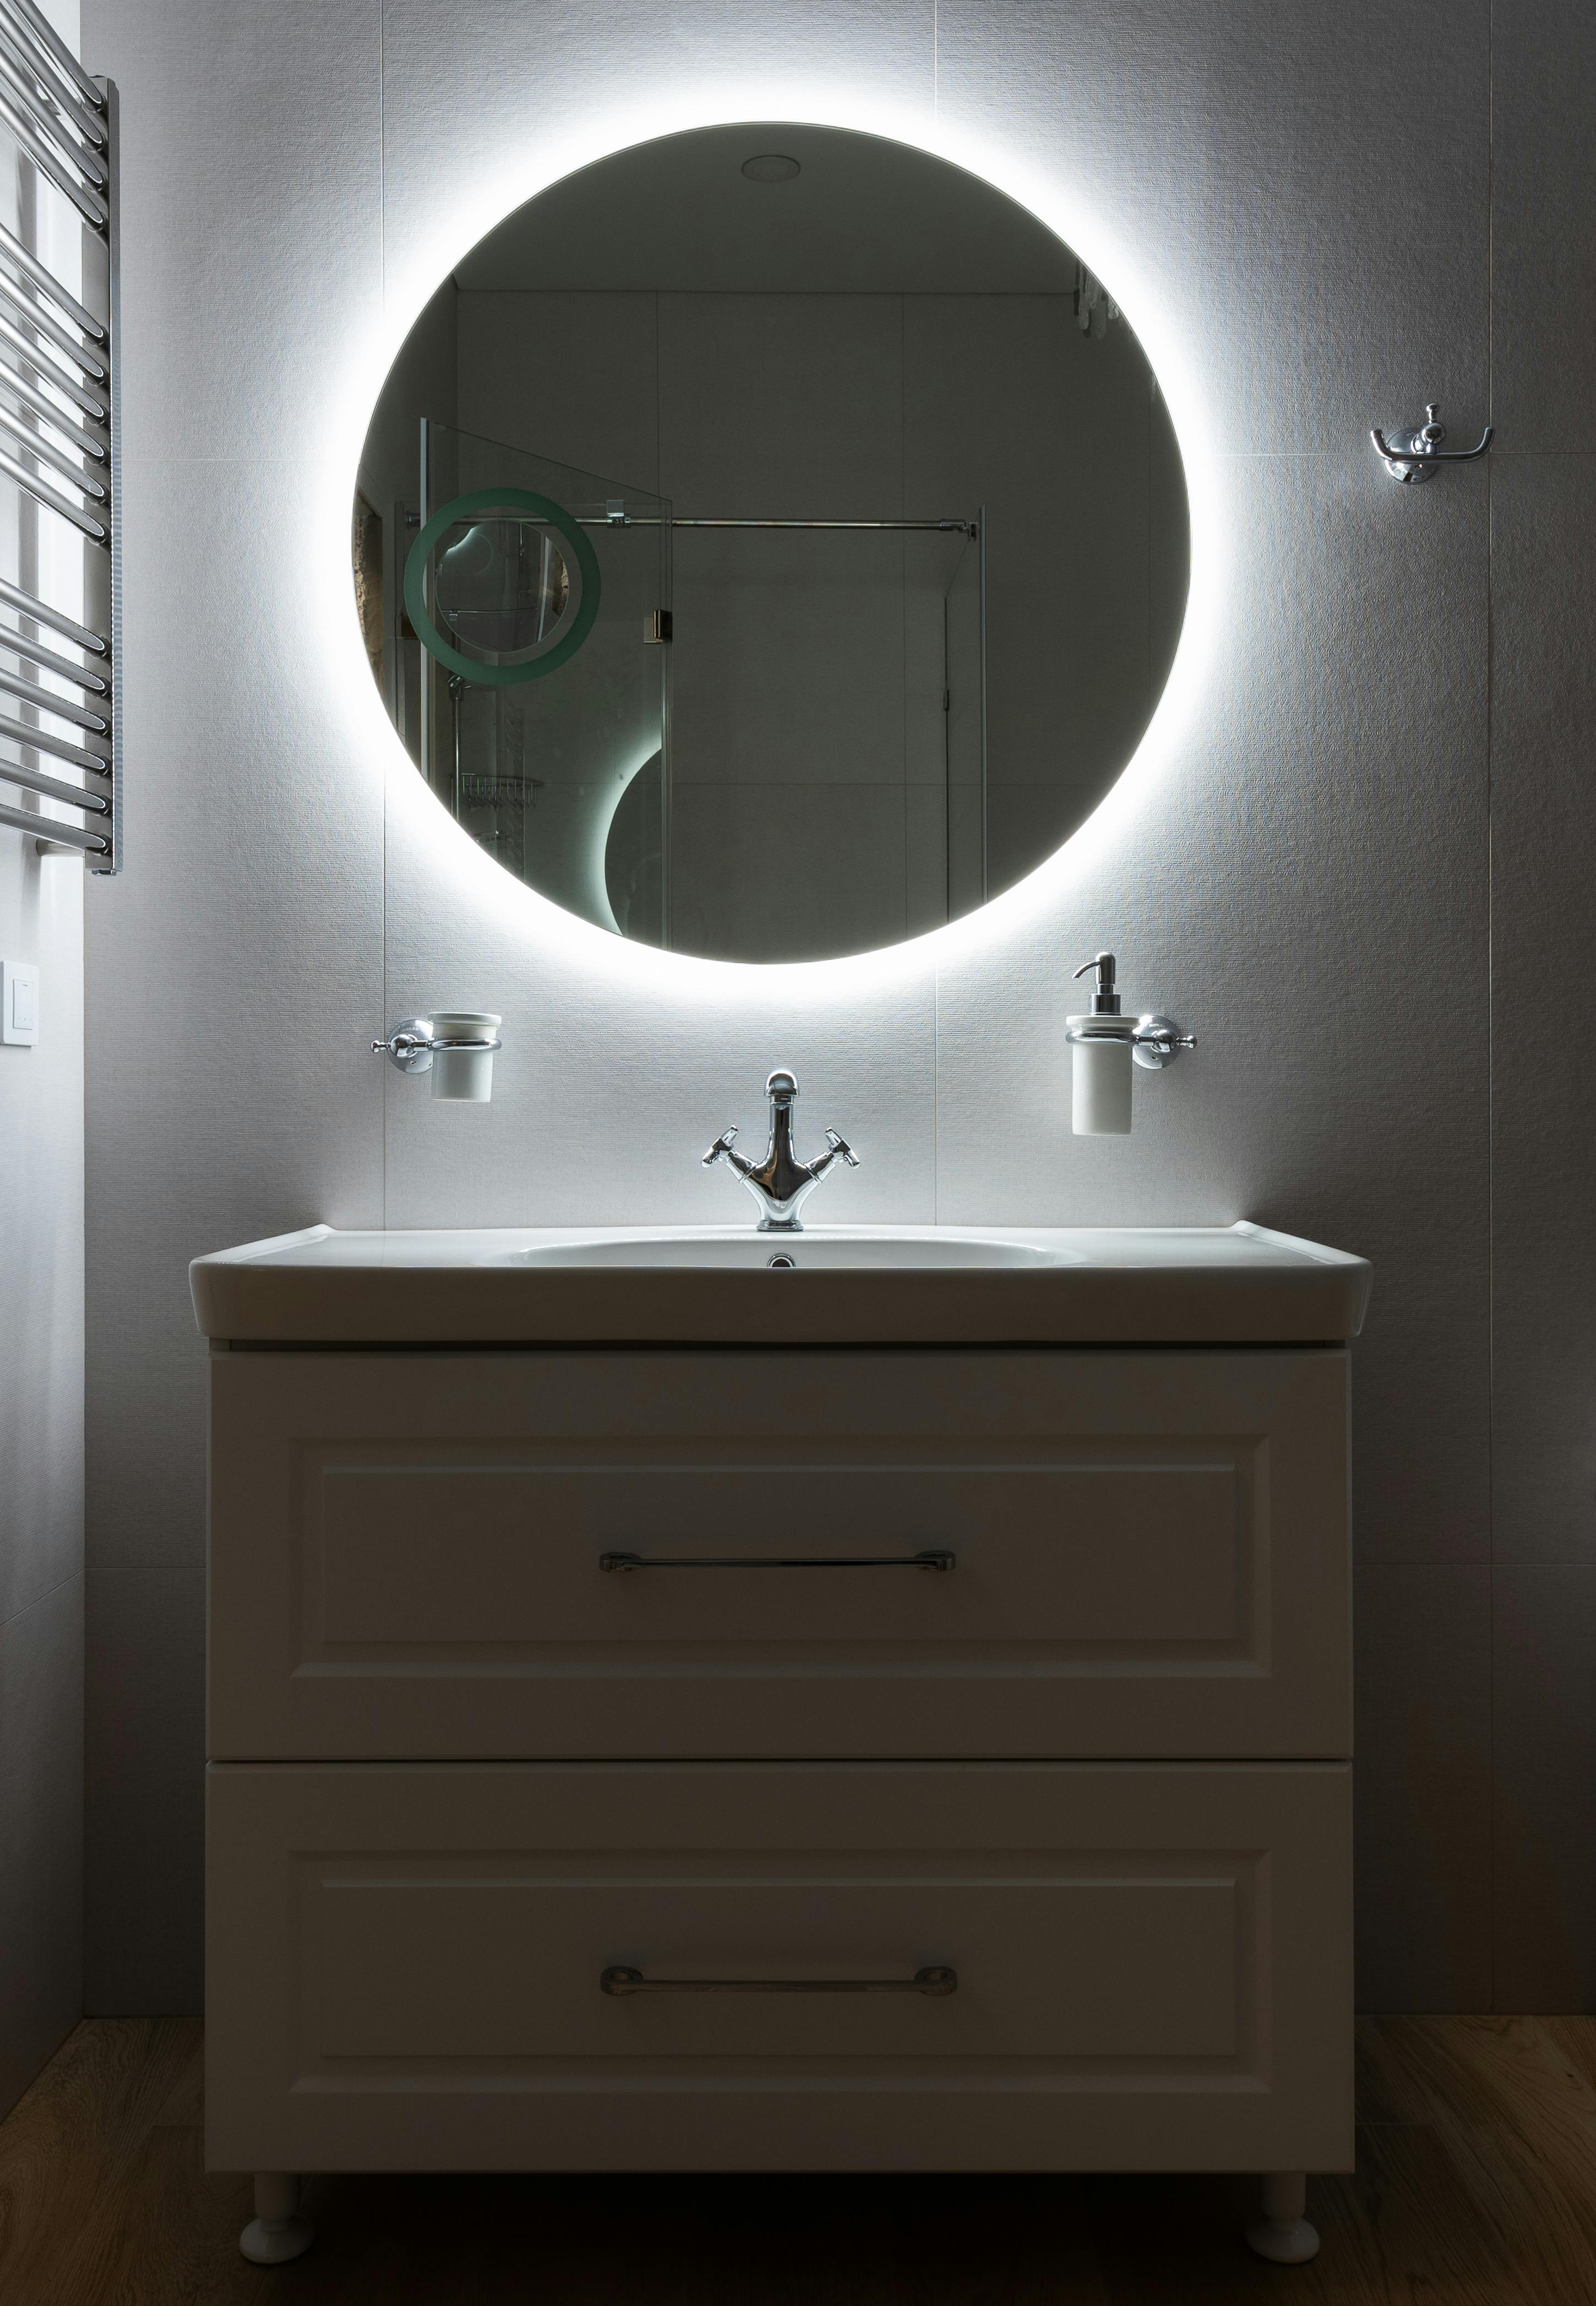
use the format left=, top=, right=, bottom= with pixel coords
left=427, top=1011, right=502, bottom=1102
left=1069, top=1029, right=1132, bottom=1135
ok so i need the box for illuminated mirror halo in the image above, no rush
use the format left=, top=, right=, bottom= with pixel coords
left=404, top=486, right=602, bottom=684
left=357, top=119, right=1200, bottom=966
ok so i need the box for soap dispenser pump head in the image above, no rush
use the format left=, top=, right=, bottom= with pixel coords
left=1072, top=951, right=1121, bottom=1015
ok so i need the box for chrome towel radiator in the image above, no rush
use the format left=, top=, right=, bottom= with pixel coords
left=0, top=0, right=117, bottom=871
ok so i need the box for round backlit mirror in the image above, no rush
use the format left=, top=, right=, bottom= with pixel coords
left=355, top=123, right=1189, bottom=963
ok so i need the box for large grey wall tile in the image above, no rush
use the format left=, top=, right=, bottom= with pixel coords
left=2, top=0, right=89, bottom=2100
left=85, top=456, right=384, bottom=1583
left=70, top=0, right=1548, bottom=2019
left=359, top=276, right=457, bottom=513
left=933, top=450, right=1491, bottom=1565
left=0, top=851, right=83, bottom=1627
left=85, top=0, right=383, bottom=461
left=933, top=0, right=1489, bottom=458
left=380, top=762, right=936, bottom=1228
left=1493, top=1568, right=1596, bottom=2010
left=0, top=1578, right=83, bottom=2116
left=1491, top=3, right=1596, bottom=450
left=83, top=1562, right=203, bottom=2015
left=378, top=0, right=936, bottom=314
left=1489, top=456, right=1596, bottom=1565
left=1355, top=1566, right=1492, bottom=2011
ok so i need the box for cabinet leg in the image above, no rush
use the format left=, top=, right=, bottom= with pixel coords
left=239, top=2172, right=315, bottom=2264
left=1245, top=2172, right=1320, bottom=2264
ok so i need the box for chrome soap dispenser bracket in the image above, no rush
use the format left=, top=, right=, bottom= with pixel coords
left=1370, top=401, right=1493, bottom=484
left=1064, top=953, right=1196, bottom=1138
left=1064, top=953, right=1196, bottom=1069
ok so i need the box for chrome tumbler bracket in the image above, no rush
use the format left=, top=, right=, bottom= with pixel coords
left=372, top=1018, right=503, bottom=1075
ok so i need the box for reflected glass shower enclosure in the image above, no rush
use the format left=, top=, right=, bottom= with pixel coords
left=399, top=420, right=987, bottom=960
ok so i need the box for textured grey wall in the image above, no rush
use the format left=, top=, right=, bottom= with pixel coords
left=0, top=0, right=86, bottom=2116
left=0, top=820, right=84, bottom=2117
left=80, top=0, right=1593, bottom=2015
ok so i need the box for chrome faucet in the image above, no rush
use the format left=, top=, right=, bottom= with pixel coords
left=701, top=1069, right=859, bottom=1231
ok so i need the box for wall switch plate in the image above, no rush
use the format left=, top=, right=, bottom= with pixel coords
left=1, top=958, right=39, bottom=1045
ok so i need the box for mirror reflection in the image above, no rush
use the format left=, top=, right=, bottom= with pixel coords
left=355, top=124, right=1189, bottom=962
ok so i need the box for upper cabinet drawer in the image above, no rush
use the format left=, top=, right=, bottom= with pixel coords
left=208, top=1348, right=1349, bottom=1761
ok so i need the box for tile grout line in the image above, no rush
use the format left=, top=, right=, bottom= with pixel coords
left=0, top=1565, right=83, bottom=1639
left=929, top=0, right=942, bottom=1221
left=1485, top=0, right=1496, bottom=2019
left=379, top=0, right=389, bottom=1231
left=932, top=961, right=940, bottom=1226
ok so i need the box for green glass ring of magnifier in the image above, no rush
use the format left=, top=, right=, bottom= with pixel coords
left=402, top=486, right=602, bottom=684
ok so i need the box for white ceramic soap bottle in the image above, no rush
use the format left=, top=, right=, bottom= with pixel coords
left=1067, top=951, right=1134, bottom=1135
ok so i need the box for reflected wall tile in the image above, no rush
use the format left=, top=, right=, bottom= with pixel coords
left=903, top=295, right=1162, bottom=823
left=1489, top=456, right=1596, bottom=1564
left=1492, top=1568, right=1596, bottom=2011
left=1354, top=1565, right=1492, bottom=2011
left=905, top=784, right=948, bottom=940
left=658, top=294, right=903, bottom=516
left=671, top=782, right=910, bottom=961
left=456, top=293, right=660, bottom=485
left=671, top=530, right=908, bottom=793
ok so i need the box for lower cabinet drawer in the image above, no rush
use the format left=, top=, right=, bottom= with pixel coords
left=206, top=1760, right=1353, bottom=2174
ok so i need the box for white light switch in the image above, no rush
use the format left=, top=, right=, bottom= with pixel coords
left=1, top=959, right=39, bottom=1045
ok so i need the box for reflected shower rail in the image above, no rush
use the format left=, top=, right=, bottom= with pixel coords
left=579, top=515, right=979, bottom=534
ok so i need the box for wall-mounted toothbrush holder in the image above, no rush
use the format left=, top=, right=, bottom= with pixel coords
left=1370, top=402, right=1493, bottom=484
left=373, top=1013, right=502, bottom=1102
left=1065, top=955, right=1195, bottom=1136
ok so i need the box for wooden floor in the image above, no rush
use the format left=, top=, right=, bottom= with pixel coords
left=3, top=2019, right=1596, bottom=2302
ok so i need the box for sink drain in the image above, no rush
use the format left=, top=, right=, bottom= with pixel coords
left=766, top=1252, right=797, bottom=1269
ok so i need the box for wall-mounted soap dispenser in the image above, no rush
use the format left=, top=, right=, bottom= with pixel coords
left=1066, top=954, right=1195, bottom=1136
left=373, top=1013, right=503, bottom=1101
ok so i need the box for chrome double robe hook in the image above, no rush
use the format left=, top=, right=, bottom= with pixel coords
left=1370, top=402, right=1493, bottom=483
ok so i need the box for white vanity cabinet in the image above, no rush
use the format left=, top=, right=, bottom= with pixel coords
left=195, top=1223, right=1365, bottom=2259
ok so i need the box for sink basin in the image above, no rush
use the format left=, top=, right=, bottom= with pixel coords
left=494, top=1228, right=1077, bottom=1272
left=190, top=1222, right=1371, bottom=1346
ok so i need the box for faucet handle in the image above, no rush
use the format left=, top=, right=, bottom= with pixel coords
left=702, top=1125, right=740, bottom=1168
left=825, top=1128, right=860, bottom=1168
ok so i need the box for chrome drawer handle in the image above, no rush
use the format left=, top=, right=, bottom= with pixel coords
left=601, top=1964, right=957, bottom=1997
left=600, top=1548, right=955, bottom=1574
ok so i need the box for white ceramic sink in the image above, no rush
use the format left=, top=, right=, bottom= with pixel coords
left=190, top=1222, right=1370, bottom=1346
left=494, top=1228, right=1076, bottom=1271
